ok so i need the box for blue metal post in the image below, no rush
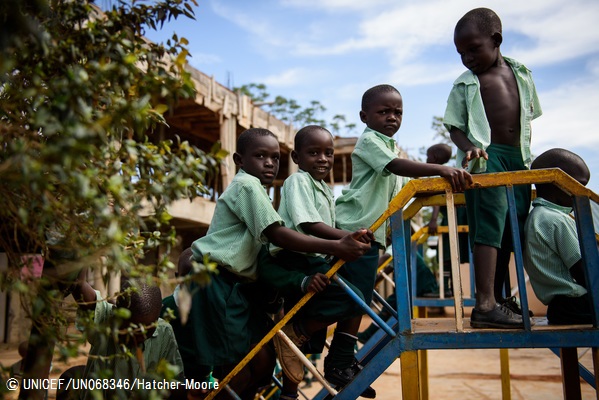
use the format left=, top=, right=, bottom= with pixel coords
left=572, top=195, right=599, bottom=327
left=333, top=275, right=396, bottom=338
left=505, top=185, right=532, bottom=330
left=390, top=210, right=413, bottom=333
left=371, top=289, right=398, bottom=319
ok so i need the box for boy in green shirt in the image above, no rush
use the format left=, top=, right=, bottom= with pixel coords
left=190, top=128, right=371, bottom=398
left=444, top=8, right=542, bottom=328
left=162, top=247, right=213, bottom=398
left=334, top=84, right=471, bottom=388
left=63, top=275, right=184, bottom=400
left=524, top=148, right=593, bottom=325
left=258, top=125, right=375, bottom=399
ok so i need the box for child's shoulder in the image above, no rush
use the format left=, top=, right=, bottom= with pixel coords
left=226, top=170, right=263, bottom=192
left=287, top=169, right=313, bottom=182
left=452, top=69, right=477, bottom=85
left=503, top=56, right=529, bottom=70
left=358, top=127, right=389, bottom=144
left=284, top=170, right=326, bottom=191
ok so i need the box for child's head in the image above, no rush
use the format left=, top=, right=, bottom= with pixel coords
left=291, top=125, right=334, bottom=181
left=426, top=143, right=452, bottom=165
left=177, top=247, right=193, bottom=278
left=116, top=280, right=162, bottom=347
left=454, top=8, right=502, bottom=75
left=18, top=341, right=28, bottom=359
left=234, top=128, right=280, bottom=185
left=360, top=84, right=403, bottom=138
left=531, top=148, right=590, bottom=207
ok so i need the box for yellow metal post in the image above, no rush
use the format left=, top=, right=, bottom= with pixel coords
left=593, top=347, right=599, bottom=400
left=499, top=348, right=512, bottom=400
left=401, top=351, right=421, bottom=400
left=413, top=306, right=429, bottom=400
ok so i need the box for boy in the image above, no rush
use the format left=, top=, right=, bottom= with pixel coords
left=258, top=125, right=375, bottom=398
left=444, top=8, right=542, bottom=328
left=524, top=148, right=593, bottom=325
left=426, top=143, right=470, bottom=297
left=189, top=128, right=371, bottom=398
left=162, top=247, right=213, bottom=398
left=64, top=273, right=184, bottom=399
left=334, top=84, right=471, bottom=387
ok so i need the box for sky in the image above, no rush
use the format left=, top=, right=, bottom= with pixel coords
left=145, top=0, right=599, bottom=193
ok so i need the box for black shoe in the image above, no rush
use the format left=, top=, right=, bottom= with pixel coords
left=470, top=304, right=524, bottom=329
left=324, top=363, right=376, bottom=398
left=500, top=296, right=534, bottom=317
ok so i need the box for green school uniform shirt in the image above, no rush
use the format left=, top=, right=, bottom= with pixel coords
left=335, top=127, right=403, bottom=246
left=80, top=291, right=184, bottom=399
left=524, top=197, right=586, bottom=305
left=443, top=56, right=542, bottom=173
left=271, top=169, right=335, bottom=258
left=192, top=169, right=283, bottom=280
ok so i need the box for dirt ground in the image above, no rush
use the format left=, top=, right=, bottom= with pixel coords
left=296, top=312, right=597, bottom=400
left=300, top=346, right=596, bottom=400
left=1, top=311, right=596, bottom=399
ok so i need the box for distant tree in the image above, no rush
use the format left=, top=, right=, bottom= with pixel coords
left=431, top=115, right=452, bottom=144
left=330, top=114, right=357, bottom=137
left=1, top=0, right=221, bottom=397
left=235, top=83, right=270, bottom=104
left=418, top=116, right=456, bottom=160
left=235, top=83, right=358, bottom=136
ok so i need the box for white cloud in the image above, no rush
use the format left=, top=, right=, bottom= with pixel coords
left=189, top=52, right=222, bottom=65
left=532, top=76, right=599, bottom=150
left=210, top=1, right=284, bottom=48
left=260, top=68, right=313, bottom=88
left=387, top=62, right=464, bottom=87
left=505, top=2, right=599, bottom=67
left=284, top=0, right=599, bottom=73
left=281, top=0, right=396, bottom=12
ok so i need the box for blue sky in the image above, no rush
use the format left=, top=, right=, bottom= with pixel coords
left=146, top=0, right=599, bottom=193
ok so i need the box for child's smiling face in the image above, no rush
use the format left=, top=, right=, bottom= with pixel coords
left=359, top=91, right=403, bottom=138
left=292, top=128, right=334, bottom=181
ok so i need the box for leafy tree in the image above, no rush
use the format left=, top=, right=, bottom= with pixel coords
left=431, top=115, right=452, bottom=144
left=1, top=0, right=221, bottom=397
left=235, top=83, right=358, bottom=136
left=330, top=114, right=356, bottom=137
left=235, top=83, right=269, bottom=104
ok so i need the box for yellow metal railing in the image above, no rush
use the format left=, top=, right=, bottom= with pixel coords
left=206, top=168, right=598, bottom=399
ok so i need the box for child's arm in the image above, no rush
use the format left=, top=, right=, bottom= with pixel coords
left=385, top=157, right=473, bottom=192
left=450, top=127, right=488, bottom=169
left=263, top=224, right=370, bottom=262
left=427, top=206, right=441, bottom=235
left=70, top=269, right=97, bottom=310
left=300, top=222, right=374, bottom=244
left=304, top=273, right=330, bottom=293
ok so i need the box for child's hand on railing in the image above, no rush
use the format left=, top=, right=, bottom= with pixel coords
left=302, top=273, right=330, bottom=293
left=439, top=166, right=473, bottom=192
left=334, top=229, right=372, bottom=261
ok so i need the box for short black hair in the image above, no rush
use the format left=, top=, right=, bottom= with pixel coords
left=531, top=148, right=590, bottom=196
left=428, top=143, right=452, bottom=164
left=177, top=247, right=193, bottom=277
left=294, top=125, right=332, bottom=151
left=236, top=128, right=277, bottom=155
left=361, top=84, right=401, bottom=112
left=531, top=148, right=589, bottom=177
left=117, top=280, right=162, bottom=324
left=456, top=8, right=502, bottom=37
